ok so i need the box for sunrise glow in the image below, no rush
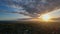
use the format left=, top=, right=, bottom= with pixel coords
left=40, top=14, right=51, bottom=21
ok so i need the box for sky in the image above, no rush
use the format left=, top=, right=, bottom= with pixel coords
left=0, top=0, right=60, bottom=20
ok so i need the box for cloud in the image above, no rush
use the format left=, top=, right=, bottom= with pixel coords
left=0, top=0, right=60, bottom=18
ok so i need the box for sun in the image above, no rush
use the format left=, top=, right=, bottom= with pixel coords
left=40, top=14, right=51, bottom=21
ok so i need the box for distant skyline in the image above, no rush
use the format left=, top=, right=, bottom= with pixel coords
left=0, top=0, right=60, bottom=20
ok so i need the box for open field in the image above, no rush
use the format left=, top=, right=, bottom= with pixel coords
left=0, top=21, right=60, bottom=34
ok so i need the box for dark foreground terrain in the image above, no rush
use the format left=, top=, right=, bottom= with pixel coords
left=0, top=21, right=60, bottom=34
